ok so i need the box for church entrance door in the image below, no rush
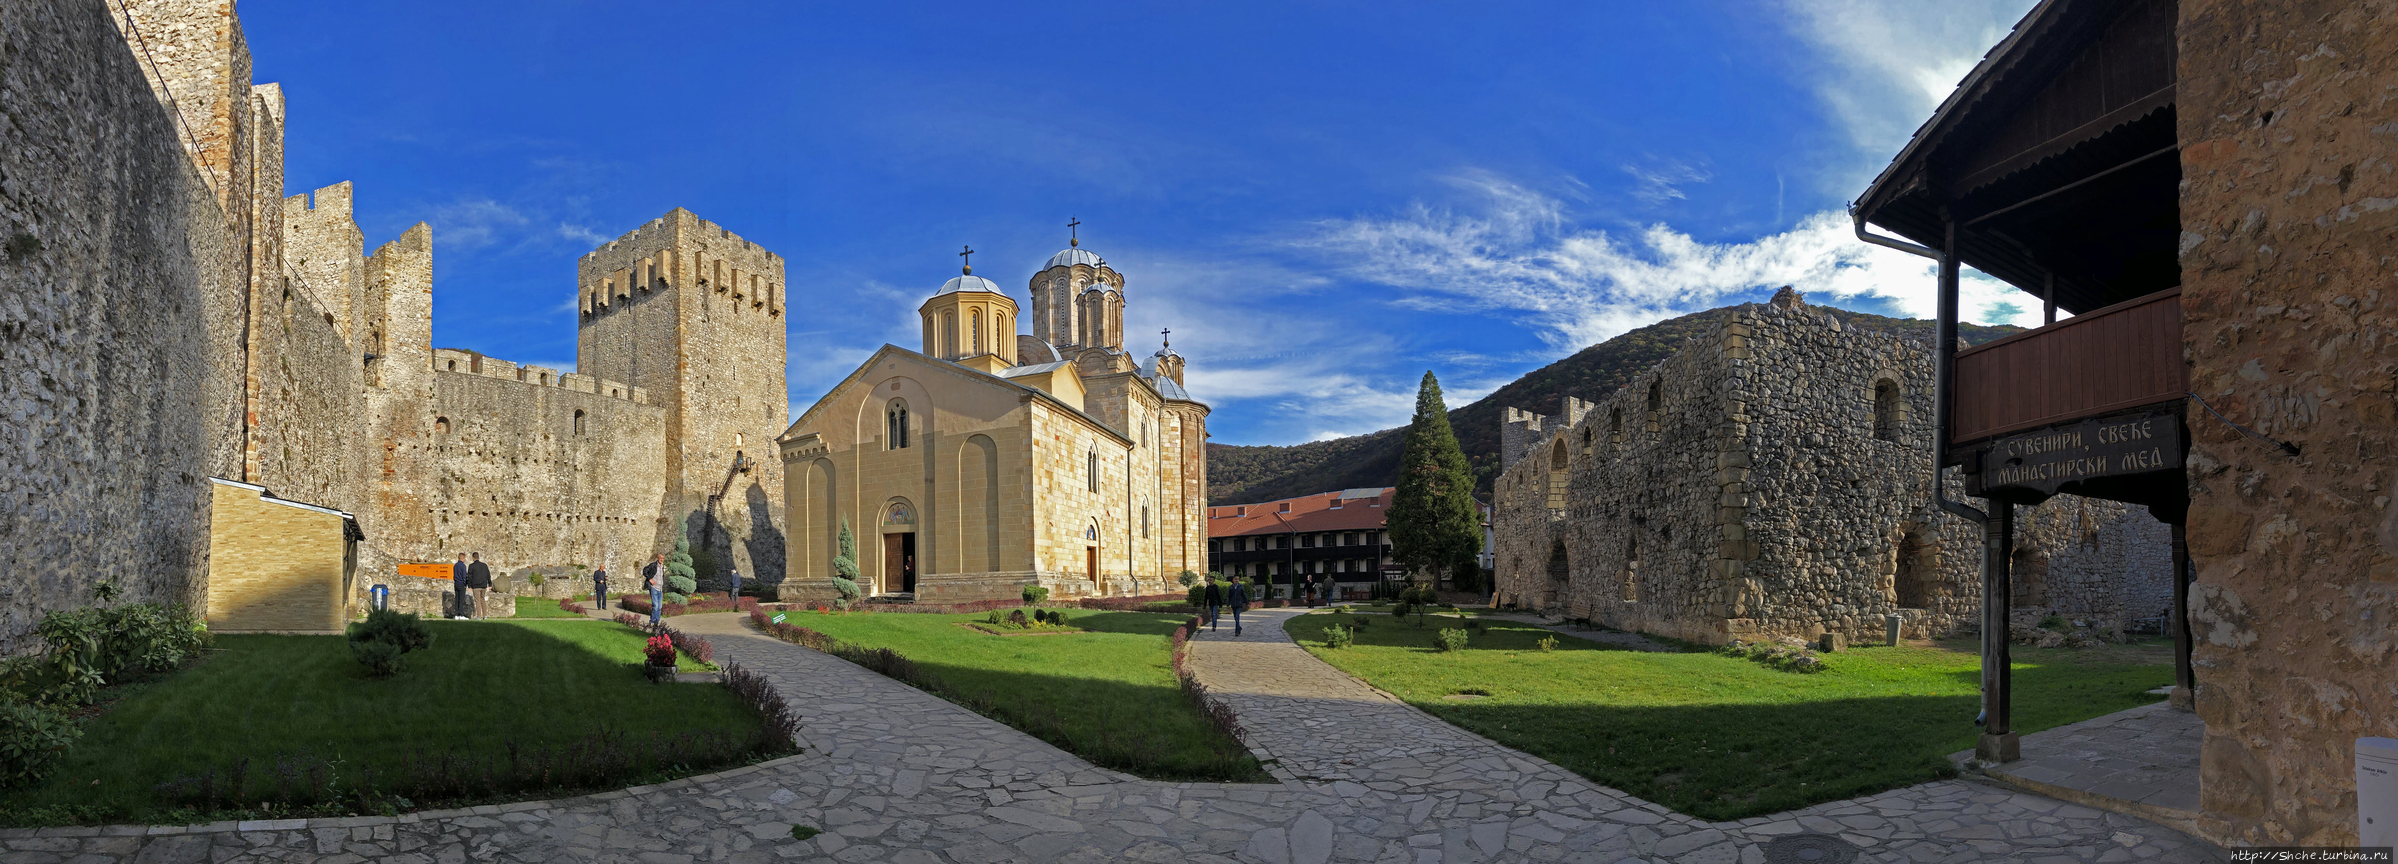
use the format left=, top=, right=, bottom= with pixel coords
left=884, top=533, right=918, bottom=594
left=1085, top=546, right=1099, bottom=593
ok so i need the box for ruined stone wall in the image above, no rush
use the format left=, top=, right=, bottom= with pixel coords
left=0, top=0, right=241, bottom=653
left=425, top=367, right=666, bottom=583
left=575, top=210, right=786, bottom=586
left=2174, top=0, right=2398, bottom=846
left=1492, top=297, right=2177, bottom=646
left=357, top=227, right=439, bottom=575
left=250, top=275, right=366, bottom=512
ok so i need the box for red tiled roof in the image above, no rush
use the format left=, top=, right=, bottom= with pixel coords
left=1207, top=488, right=1395, bottom=537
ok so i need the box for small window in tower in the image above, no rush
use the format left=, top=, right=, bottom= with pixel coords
left=435, top=417, right=450, bottom=435
left=572, top=409, right=586, bottom=436
left=735, top=432, right=744, bottom=447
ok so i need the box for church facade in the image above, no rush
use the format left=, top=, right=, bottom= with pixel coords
left=778, top=241, right=1209, bottom=602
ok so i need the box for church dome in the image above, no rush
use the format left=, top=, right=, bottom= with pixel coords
left=936, top=273, right=1003, bottom=295
left=1045, top=247, right=1101, bottom=269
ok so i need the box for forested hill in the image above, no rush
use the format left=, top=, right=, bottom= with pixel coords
left=1205, top=303, right=2022, bottom=504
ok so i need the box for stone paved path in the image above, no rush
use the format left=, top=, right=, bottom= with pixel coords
left=0, top=609, right=2226, bottom=863
left=1962, top=701, right=2204, bottom=835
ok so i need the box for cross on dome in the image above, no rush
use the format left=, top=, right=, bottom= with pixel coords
left=1067, top=217, right=1081, bottom=248
left=958, top=244, right=975, bottom=274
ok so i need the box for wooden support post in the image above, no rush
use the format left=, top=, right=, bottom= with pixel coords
left=1978, top=502, right=2019, bottom=763
left=2171, top=522, right=2196, bottom=709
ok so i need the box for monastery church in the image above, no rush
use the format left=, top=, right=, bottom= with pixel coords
left=778, top=237, right=1211, bottom=603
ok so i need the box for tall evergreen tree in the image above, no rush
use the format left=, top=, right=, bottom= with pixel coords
left=830, top=517, right=863, bottom=609
left=1388, top=371, right=1482, bottom=585
left=665, top=519, right=699, bottom=596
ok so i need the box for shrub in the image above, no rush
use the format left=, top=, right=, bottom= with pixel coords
left=1007, top=610, right=1030, bottom=628
left=985, top=611, right=1003, bottom=625
left=349, top=639, right=404, bottom=677
left=831, top=518, right=863, bottom=610
left=1186, top=584, right=1208, bottom=607
left=1177, top=571, right=1199, bottom=588
left=1435, top=628, right=1470, bottom=652
left=664, top=593, right=689, bottom=606
left=346, top=609, right=434, bottom=654
left=1536, top=635, right=1559, bottom=652
left=1322, top=624, right=1353, bottom=649
left=21, top=603, right=210, bottom=706
left=666, top=521, right=700, bottom=596
left=526, top=573, right=547, bottom=589
left=0, top=693, right=81, bottom=788
left=1022, top=584, right=1050, bottom=604
left=644, top=635, right=678, bottom=667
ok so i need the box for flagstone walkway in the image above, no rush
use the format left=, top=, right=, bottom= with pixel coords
left=0, top=609, right=2226, bottom=863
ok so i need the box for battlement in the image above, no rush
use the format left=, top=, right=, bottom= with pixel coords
left=1499, top=406, right=1552, bottom=472
left=431, top=349, right=647, bottom=405
left=576, top=209, right=784, bottom=320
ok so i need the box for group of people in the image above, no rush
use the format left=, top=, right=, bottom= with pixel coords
left=447, top=552, right=494, bottom=619
left=442, top=551, right=750, bottom=625
left=587, top=554, right=742, bottom=628
left=1197, top=573, right=1253, bottom=636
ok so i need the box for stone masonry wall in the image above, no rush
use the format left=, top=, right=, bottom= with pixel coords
left=0, top=0, right=239, bottom=653
left=1493, top=295, right=2176, bottom=647
left=425, top=362, right=667, bottom=582
left=2174, top=0, right=2398, bottom=845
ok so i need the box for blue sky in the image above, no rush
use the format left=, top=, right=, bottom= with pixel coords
left=247, top=0, right=2036, bottom=445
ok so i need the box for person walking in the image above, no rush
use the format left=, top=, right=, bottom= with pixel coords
left=591, top=562, right=609, bottom=611
left=1202, top=574, right=1224, bottom=633
left=727, top=567, right=743, bottom=606
left=450, top=553, right=470, bottom=619
left=1228, top=575, right=1250, bottom=637
left=466, top=553, right=493, bottom=619
left=643, top=552, right=667, bottom=628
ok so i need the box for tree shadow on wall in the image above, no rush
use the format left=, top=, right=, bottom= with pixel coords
left=744, top=483, right=786, bottom=588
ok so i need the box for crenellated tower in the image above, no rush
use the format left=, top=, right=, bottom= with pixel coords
left=576, top=209, right=788, bottom=583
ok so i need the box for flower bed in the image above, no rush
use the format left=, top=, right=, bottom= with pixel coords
left=612, top=613, right=715, bottom=666
left=617, top=594, right=760, bottom=618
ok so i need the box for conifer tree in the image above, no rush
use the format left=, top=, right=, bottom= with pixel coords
left=830, top=517, right=863, bottom=609
left=665, top=519, right=699, bottom=598
left=1388, top=371, right=1482, bottom=589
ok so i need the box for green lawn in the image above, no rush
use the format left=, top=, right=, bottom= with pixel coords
left=1287, top=609, right=2172, bottom=820
left=1, top=620, right=759, bottom=826
left=780, top=608, right=1261, bottom=781
left=510, top=597, right=587, bottom=618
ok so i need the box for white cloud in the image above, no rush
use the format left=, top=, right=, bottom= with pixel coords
left=556, top=223, right=610, bottom=248
left=1622, top=159, right=1713, bottom=205
left=1298, top=172, right=2036, bottom=355
left=1774, top=0, right=2037, bottom=192
left=427, top=199, right=529, bottom=251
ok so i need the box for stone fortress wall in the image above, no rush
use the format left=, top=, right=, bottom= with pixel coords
left=0, top=0, right=245, bottom=653
left=425, top=350, right=666, bottom=584
left=0, top=0, right=792, bottom=649
left=1491, top=291, right=2173, bottom=647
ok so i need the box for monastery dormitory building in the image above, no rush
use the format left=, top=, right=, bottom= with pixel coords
left=0, top=0, right=786, bottom=646
left=1490, top=290, right=2174, bottom=647
left=1206, top=489, right=1401, bottom=600
left=776, top=241, right=1210, bottom=603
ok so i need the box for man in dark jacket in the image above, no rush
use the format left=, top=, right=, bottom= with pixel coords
left=1203, top=575, right=1225, bottom=633
left=727, top=567, right=743, bottom=606
left=592, top=563, right=609, bottom=611
left=1227, top=577, right=1250, bottom=637
left=465, top=553, right=493, bottom=619
left=643, top=553, right=667, bottom=627
left=451, top=553, right=470, bottom=619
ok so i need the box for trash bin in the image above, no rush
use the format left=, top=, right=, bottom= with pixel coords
left=370, top=584, right=390, bottom=611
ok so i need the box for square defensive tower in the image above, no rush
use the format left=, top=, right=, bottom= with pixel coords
left=576, top=209, right=787, bottom=582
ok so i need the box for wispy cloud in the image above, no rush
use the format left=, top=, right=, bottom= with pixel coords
left=427, top=199, right=530, bottom=251
left=1622, top=158, right=1713, bottom=205
left=556, top=223, right=610, bottom=247
left=1774, top=0, right=2037, bottom=191
left=1298, top=171, right=2036, bottom=354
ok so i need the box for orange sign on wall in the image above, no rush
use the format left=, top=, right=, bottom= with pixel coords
left=396, top=563, right=455, bottom=580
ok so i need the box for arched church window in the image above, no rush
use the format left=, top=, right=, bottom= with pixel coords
left=1142, top=504, right=1151, bottom=538
left=971, top=310, right=982, bottom=355
left=942, top=312, right=956, bottom=358
left=886, top=399, right=910, bottom=450
left=1087, top=449, right=1100, bottom=492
